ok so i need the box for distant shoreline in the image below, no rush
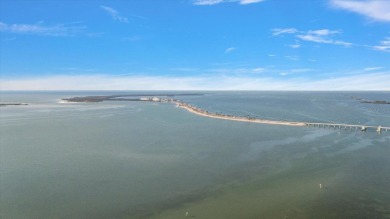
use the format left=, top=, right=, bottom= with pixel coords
left=60, top=94, right=389, bottom=132
left=0, top=103, right=28, bottom=107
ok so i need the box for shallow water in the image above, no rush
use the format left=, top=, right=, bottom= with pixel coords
left=1, top=91, right=389, bottom=218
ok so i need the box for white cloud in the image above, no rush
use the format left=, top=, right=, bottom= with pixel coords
left=271, top=28, right=298, bottom=36
left=252, top=68, right=266, bottom=73
left=225, top=47, right=236, bottom=53
left=274, top=27, right=353, bottom=47
left=289, top=43, right=301, bottom=49
left=239, top=0, right=265, bottom=5
left=193, top=0, right=223, bottom=5
left=373, top=37, right=390, bottom=52
left=100, top=5, right=128, bottom=23
left=2, top=72, right=389, bottom=90
left=307, top=29, right=340, bottom=35
left=0, top=21, right=86, bottom=36
left=208, top=67, right=266, bottom=74
left=275, top=27, right=390, bottom=51
left=193, top=0, right=264, bottom=5
left=0, top=22, right=7, bottom=30
left=279, top=68, right=313, bottom=76
left=123, top=36, right=142, bottom=41
left=285, top=55, right=300, bottom=61
left=297, top=34, right=330, bottom=43
left=170, top=67, right=198, bottom=72
left=364, top=67, right=384, bottom=71
left=330, top=0, right=390, bottom=22
left=291, top=69, right=313, bottom=73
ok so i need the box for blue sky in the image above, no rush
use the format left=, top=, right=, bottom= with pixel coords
left=1, top=0, right=389, bottom=90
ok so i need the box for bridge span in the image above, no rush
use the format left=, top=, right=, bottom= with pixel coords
left=305, top=122, right=389, bottom=133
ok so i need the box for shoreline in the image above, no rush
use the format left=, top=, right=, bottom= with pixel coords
left=175, top=101, right=307, bottom=127
left=59, top=94, right=389, bottom=131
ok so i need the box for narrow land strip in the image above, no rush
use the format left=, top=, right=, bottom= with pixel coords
left=176, top=102, right=307, bottom=127
left=61, top=95, right=389, bottom=133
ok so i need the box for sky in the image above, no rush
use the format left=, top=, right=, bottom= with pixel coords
left=0, top=0, right=389, bottom=90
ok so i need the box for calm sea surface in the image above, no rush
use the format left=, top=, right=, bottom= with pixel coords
left=1, top=91, right=390, bottom=218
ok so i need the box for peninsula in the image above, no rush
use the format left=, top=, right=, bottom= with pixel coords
left=175, top=101, right=307, bottom=127
left=62, top=93, right=204, bottom=103
left=61, top=94, right=307, bottom=127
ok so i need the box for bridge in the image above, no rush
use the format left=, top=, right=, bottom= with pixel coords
left=305, top=122, right=390, bottom=133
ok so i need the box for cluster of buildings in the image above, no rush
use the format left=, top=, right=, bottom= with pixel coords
left=139, top=97, right=161, bottom=102
left=139, top=97, right=176, bottom=103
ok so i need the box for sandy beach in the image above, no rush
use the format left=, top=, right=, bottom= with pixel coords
left=176, top=102, right=307, bottom=127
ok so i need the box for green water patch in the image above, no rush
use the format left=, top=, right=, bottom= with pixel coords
left=150, top=143, right=390, bottom=219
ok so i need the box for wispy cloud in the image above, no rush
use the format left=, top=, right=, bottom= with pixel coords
left=274, top=27, right=390, bottom=51
left=364, top=66, right=384, bottom=71
left=123, top=36, right=142, bottom=42
left=239, top=0, right=265, bottom=5
left=271, top=28, right=298, bottom=36
left=307, top=29, right=340, bottom=36
left=100, top=5, right=128, bottom=23
left=0, top=21, right=87, bottom=36
left=291, top=68, right=313, bottom=73
left=2, top=72, right=389, bottom=90
left=330, top=0, right=390, bottom=22
left=279, top=69, right=313, bottom=76
left=208, top=67, right=266, bottom=74
left=225, top=47, right=236, bottom=53
left=252, top=68, right=266, bottom=73
left=289, top=43, right=301, bottom=49
left=273, top=28, right=353, bottom=47
left=193, top=0, right=265, bottom=6
left=193, top=0, right=223, bottom=5
left=170, top=67, right=198, bottom=72
left=284, top=55, right=300, bottom=61
left=297, top=29, right=352, bottom=46
left=372, top=37, right=390, bottom=52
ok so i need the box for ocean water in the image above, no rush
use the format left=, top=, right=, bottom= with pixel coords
left=1, top=91, right=389, bottom=218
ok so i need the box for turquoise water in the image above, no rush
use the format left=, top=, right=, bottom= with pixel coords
left=1, top=91, right=390, bottom=218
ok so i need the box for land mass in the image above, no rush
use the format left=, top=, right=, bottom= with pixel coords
left=0, top=103, right=28, bottom=107
left=62, top=94, right=307, bottom=127
left=62, top=94, right=390, bottom=131
left=350, top=96, right=390, bottom=104
left=62, top=93, right=204, bottom=103
left=360, top=100, right=390, bottom=104
left=175, top=101, right=307, bottom=127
